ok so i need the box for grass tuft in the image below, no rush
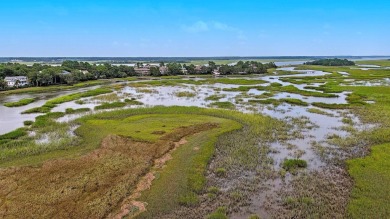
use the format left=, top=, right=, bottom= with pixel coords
left=282, top=159, right=308, bottom=171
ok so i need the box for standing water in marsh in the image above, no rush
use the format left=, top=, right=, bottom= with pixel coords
left=0, top=86, right=101, bottom=135
left=0, top=66, right=375, bottom=218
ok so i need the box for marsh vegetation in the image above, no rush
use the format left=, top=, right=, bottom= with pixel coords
left=0, top=60, right=390, bottom=218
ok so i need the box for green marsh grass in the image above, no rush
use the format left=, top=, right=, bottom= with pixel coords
left=205, top=94, right=226, bottom=101
left=248, top=98, right=280, bottom=105
left=4, top=98, right=35, bottom=107
left=65, top=108, right=91, bottom=114
left=91, top=92, right=120, bottom=102
left=0, top=80, right=109, bottom=96
left=209, top=101, right=235, bottom=109
left=174, top=91, right=196, bottom=98
left=355, top=59, right=390, bottom=67
left=124, top=98, right=143, bottom=105
left=311, top=102, right=350, bottom=109
left=94, top=101, right=126, bottom=110
left=285, top=65, right=390, bottom=217
left=0, top=128, right=27, bottom=140
left=206, top=207, right=228, bottom=219
left=347, top=143, right=390, bottom=218
left=280, top=98, right=309, bottom=106
left=282, top=159, right=307, bottom=171
left=23, top=120, right=34, bottom=126
left=22, top=88, right=112, bottom=114
left=307, top=108, right=333, bottom=116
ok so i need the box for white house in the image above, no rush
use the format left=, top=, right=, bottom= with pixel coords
left=4, top=76, right=29, bottom=87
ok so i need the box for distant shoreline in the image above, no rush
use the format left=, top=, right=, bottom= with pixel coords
left=1, top=56, right=389, bottom=65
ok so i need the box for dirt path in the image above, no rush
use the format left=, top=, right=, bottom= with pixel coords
left=110, top=138, right=189, bottom=219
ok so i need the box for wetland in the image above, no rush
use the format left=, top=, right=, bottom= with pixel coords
left=1, top=60, right=390, bottom=218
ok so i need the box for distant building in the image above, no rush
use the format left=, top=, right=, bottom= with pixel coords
left=134, top=67, right=151, bottom=76
left=60, top=70, right=71, bottom=75
left=81, top=70, right=89, bottom=75
left=159, top=66, right=168, bottom=75
left=213, top=69, right=221, bottom=76
left=4, top=76, right=29, bottom=87
left=195, top=65, right=203, bottom=72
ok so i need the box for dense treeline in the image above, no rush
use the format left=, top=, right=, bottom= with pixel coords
left=0, top=60, right=276, bottom=90
left=304, top=58, right=355, bottom=66
left=0, top=61, right=137, bottom=89
left=183, top=61, right=276, bottom=75
left=218, top=61, right=276, bottom=75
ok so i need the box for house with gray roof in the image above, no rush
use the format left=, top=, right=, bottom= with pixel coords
left=4, top=76, right=29, bottom=87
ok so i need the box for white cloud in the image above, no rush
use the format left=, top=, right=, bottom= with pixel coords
left=212, top=21, right=236, bottom=31
left=183, top=21, right=247, bottom=42
left=182, top=21, right=209, bottom=33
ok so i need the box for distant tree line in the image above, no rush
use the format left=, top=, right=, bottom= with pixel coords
left=182, top=61, right=276, bottom=75
left=218, top=61, right=276, bottom=75
left=0, top=61, right=137, bottom=89
left=304, top=58, right=355, bottom=66
left=0, top=60, right=277, bottom=90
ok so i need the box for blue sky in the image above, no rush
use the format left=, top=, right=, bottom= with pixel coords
left=1, top=0, right=389, bottom=57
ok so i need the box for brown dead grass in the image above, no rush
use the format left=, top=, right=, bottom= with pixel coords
left=111, top=138, right=190, bottom=219
left=0, top=123, right=218, bottom=219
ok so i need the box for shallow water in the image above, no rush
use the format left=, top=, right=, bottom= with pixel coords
left=1, top=67, right=374, bottom=219
left=0, top=68, right=369, bottom=170
left=0, top=86, right=100, bottom=134
left=0, top=68, right=362, bottom=169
